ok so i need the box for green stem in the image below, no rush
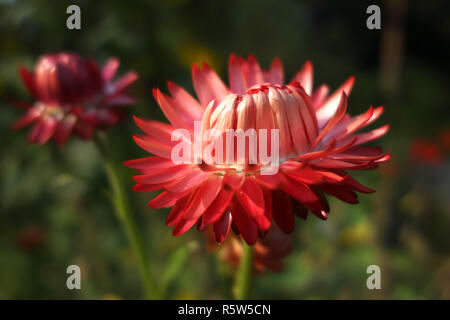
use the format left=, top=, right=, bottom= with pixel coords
left=233, top=242, right=254, bottom=300
left=94, top=134, right=158, bottom=299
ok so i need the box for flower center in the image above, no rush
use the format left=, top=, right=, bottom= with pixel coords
left=198, top=83, right=318, bottom=175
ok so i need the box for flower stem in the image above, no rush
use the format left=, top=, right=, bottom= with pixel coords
left=233, top=242, right=254, bottom=300
left=94, top=134, right=158, bottom=299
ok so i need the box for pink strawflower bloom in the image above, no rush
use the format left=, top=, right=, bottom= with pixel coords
left=125, top=54, right=390, bottom=245
left=11, top=52, right=138, bottom=145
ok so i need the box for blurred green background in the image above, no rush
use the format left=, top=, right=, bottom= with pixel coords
left=0, top=0, right=449, bottom=299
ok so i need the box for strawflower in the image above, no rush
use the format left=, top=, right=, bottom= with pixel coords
left=11, top=52, right=137, bottom=145
left=125, top=54, right=390, bottom=245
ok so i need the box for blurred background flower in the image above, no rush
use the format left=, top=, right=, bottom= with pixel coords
left=0, top=0, right=448, bottom=299
left=10, top=52, right=137, bottom=145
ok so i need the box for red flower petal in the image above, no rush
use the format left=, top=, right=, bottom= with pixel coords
left=271, top=190, right=294, bottom=233
left=213, top=211, right=232, bottom=244
left=291, top=60, right=313, bottom=95
left=236, top=177, right=270, bottom=230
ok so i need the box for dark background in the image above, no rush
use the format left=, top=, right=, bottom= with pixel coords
left=0, top=0, right=449, bottom=299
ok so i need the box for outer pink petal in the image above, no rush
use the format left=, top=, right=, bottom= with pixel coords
left=133, top=165, right=194, bottom=184
left=365, top=106, right=384, bottom=125
left=149, top=190, right=188, bottom=209
left=228, top=54, right=247, bottom=94
left=244, top=55, right=264, bottom=88
left=326, top=106, right=374, bottom=142
left=29, top=117, right=57, bottom=144
left=19, top=66, right=38, bottom=99
left=311, top=159, right=371, bottom=170
left=166, top=195, right=191, bottom=227
left=102, top=58, right=119, bottom=82
left=153, top=89, right=194, bottom=130
left=109, top=71, right=138, bottom=94
left=235, top=177, right=270, bottom=230
left=167, top=81, right=204, bottom=119
left=213, top=211, right=232, bottom=244
left=311, top=84, right=329, bottom=109
left=11, top=106, right=43, bottom=129
left=172, top=217, right=199, bottom=236
left=312, top=92, right=348, bottom=149
left=181, top=175, right=223, bottom=221
left=271, top=190, right=294, bottom=233
left=254, top=173, right=283, bottom=190
left=291, top=61, right=313, bottom=95
left=53, top=115, right=76, bottom=146
left=285, top=167, right=324, bottom=185
left=104, top=94, right=136, bottom=106
left=203, top=189, right=234, bottom=225
left=316, top=76, right=354, bottom=128
left=320, top=184, right=359, bottom=204
left=282, top=176, right=319, bottom=204
left=223, top=173, right=245, bottom=190
left=266, top=57, right=284, bottom=84
left=230, top=199, right=258, bottom=245
left=165, top=170, right=212, bottom=193
left=192, top=62, right=230, bottom=106
left=124, top=156, right=174, bottom=172
left=133, top=116, right=183, bottom=146
left=337, top=125, right=390, bottom=147
left=132, top=183, right=166, bottom=192
left=344, top=175, right=375, bottom=194
left=132, top=135, right=173, bottom=159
